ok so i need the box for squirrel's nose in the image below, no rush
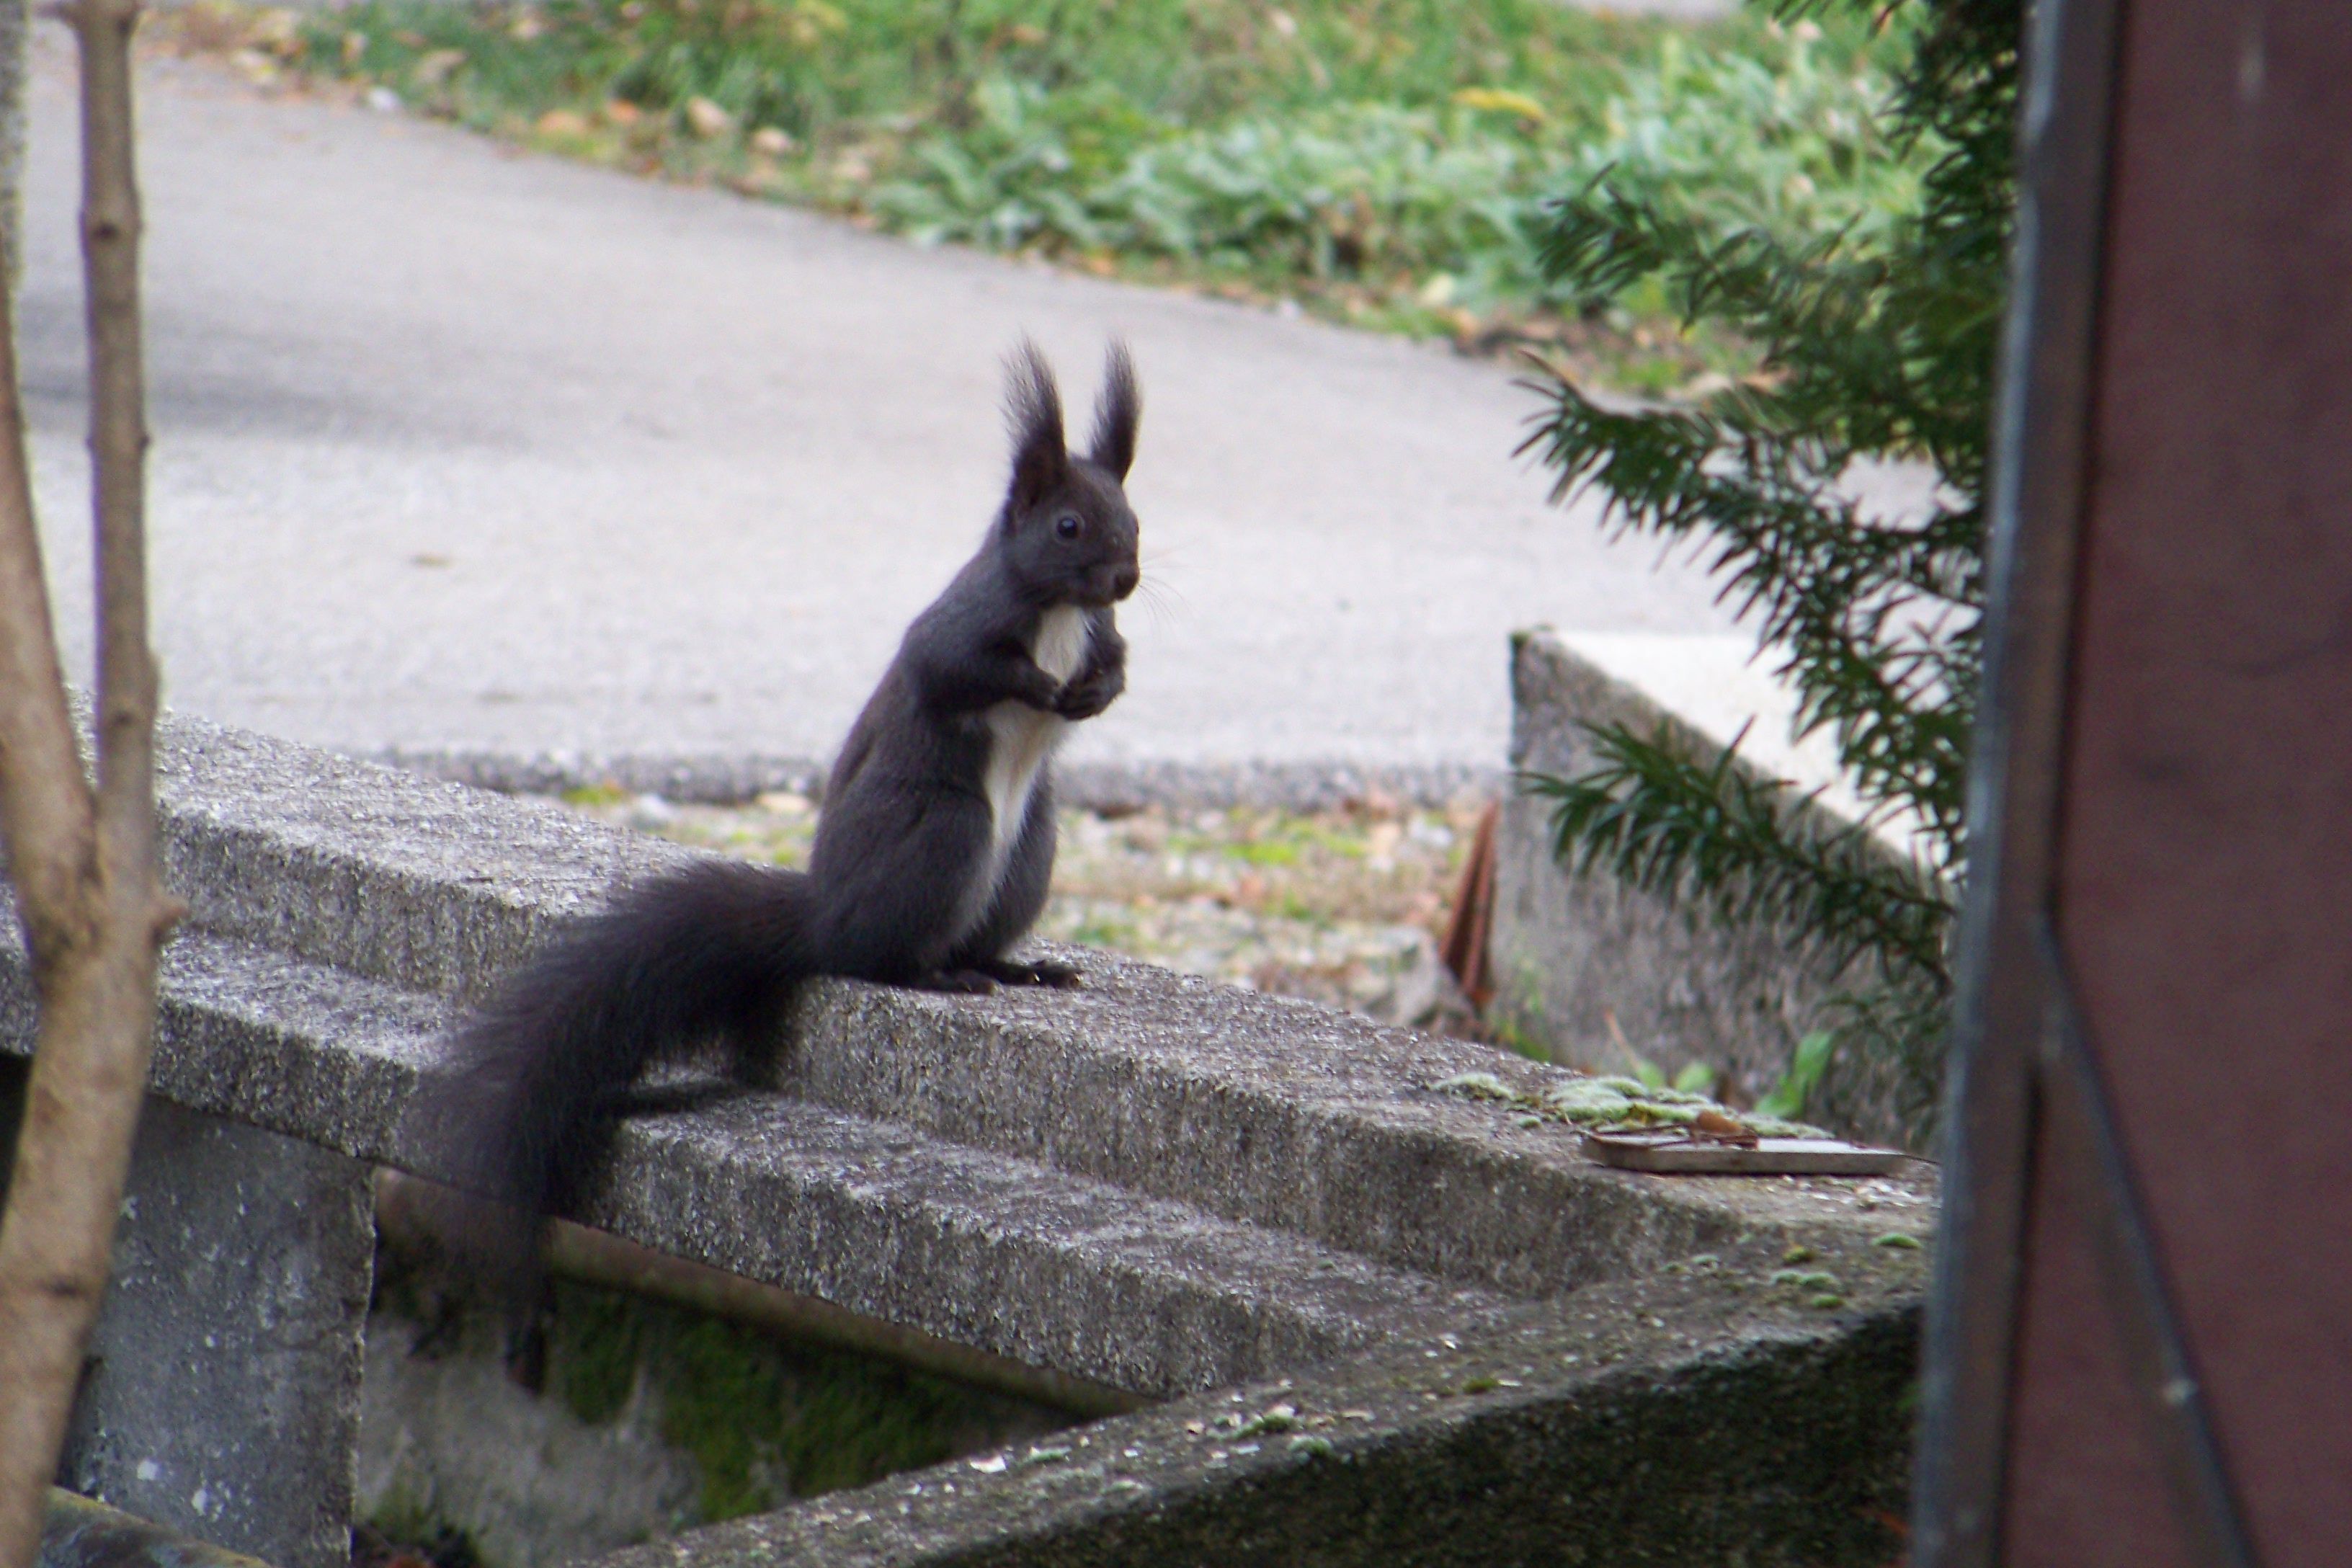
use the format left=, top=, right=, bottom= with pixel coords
left=1113, top=565, right=1140, bottom=600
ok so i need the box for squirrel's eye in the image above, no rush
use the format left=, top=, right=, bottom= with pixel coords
left=1054, top=514, right=1083, bottom=540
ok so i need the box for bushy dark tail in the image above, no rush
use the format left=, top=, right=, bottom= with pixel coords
left=424, top=859, right=814, bottom=1306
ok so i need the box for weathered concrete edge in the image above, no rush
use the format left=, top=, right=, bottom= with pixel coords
left=591, top=1229, right=1927, bottom=1568
left=771, top=965, right=1934, bottom=1301
left=377, top=1170, right=1152, bottom=1418
left=1505, top=628, right=1907, bottom=862
left=0, top=924, right=1511, bottom=1398
left=574, top=1087, right=1517, bottom=1396
left=151, top=710, right=1935, bottom=1306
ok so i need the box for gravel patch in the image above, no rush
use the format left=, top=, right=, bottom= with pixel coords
left=548, top=788, right=1493, bottom=1029
left=388, top=750, right=1502, bottom=816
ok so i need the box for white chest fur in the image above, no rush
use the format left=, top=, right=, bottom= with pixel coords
left=976, top=605, right=1089, bottom=898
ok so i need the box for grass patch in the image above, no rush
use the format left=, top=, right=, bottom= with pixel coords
left=176, top=0, right=1927, bottom=391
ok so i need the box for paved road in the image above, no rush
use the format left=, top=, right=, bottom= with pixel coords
left=18, top=41, right=1750, bottom=778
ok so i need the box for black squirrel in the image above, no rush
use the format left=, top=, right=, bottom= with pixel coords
left=430, top=341, right=1141, bottom=1288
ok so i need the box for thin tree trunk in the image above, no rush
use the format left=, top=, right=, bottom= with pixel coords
left=0, top=4, right=179, bottom=1564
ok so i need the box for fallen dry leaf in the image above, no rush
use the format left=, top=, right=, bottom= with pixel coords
left=1690, top=1109, right=1760, bottom=1146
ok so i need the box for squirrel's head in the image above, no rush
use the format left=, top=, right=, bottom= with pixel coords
left=996, top=339, right=1141, bottom=609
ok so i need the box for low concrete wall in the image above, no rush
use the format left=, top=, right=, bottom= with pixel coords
left=2, top=708, right=1936, bottom=1566
left=1489, top=631, right=1927, bottom=1149
left=594, top=1227, right=1927, bottom=1568
left=61, top=1105, right=373, bottom=1568
left=0, top=1065, right=369, bottom=1568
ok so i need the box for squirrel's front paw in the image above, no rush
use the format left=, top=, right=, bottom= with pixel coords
left=1053, top=668, right=1125, bottom=721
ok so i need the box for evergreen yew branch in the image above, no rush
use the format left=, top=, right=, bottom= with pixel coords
left=1525, top=724, right=1956, bottom=991
left=1520, top=0, right=2016, bottom=1133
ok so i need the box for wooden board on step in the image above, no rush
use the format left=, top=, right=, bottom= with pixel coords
left=1582, top=1126, right=1910, bottom=1176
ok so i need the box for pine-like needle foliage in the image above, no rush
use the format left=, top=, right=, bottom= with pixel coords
left=1518, top=0, right=2018, bottom=1139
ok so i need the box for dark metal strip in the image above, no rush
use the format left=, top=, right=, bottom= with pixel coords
left=2032, top=916, right=2260, bottom=1568
left=1910, top=0, right=2129, bottom=1560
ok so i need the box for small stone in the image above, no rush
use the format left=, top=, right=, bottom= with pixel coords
left=1236, top=1403, right=1297, bottom=1436
left=684, top=96, right=734, bottom=139
left=412, top=48, right=466, bottom=86
left=749, top=126, right=795, bottom=156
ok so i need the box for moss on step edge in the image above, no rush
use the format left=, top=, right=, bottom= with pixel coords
left=373, top=1243, right=1075, bottom=1534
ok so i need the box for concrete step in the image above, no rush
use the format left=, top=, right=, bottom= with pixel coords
left=148, top=710, right=1934, bottom=1315
left=6, top=916, right=1510, bottom=1398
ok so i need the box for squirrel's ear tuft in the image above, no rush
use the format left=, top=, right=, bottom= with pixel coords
left=1004, top=338, right=1068, bottom=512
left=1087, top=341, right=1140, bottom=481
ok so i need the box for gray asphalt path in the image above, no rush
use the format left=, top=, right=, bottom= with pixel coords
left=19, top=40, right=1747, bottom=775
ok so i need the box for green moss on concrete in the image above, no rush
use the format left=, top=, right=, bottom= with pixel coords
left=551, top=1283, right=645, bottom=1427
left=539, top=1277, right=1049, bottom=1517
left=374, top=1242, right=1073, bottom=1533
left=546, top=1281, right=1041, bottom=1515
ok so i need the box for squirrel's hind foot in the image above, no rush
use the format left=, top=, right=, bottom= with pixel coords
left=976, top=956, right=1082, bottom=989
left=911, top=968, right=999, bottom=994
